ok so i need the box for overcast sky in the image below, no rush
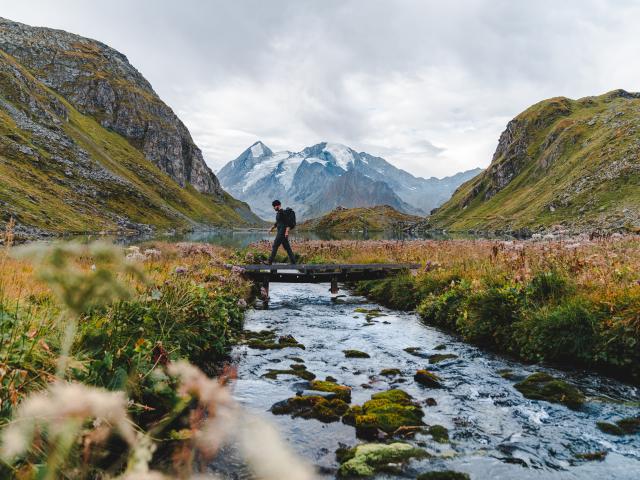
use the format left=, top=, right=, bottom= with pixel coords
left=2, top=1, right=640, bottom=178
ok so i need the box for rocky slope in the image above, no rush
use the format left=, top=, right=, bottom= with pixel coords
left=298, top=205, right=422, bottom=233
left=0, top=18, right=260, bottom=237
left=430, top=90, right=640, bottom=234
left=218, top=141, right=481, bottom=220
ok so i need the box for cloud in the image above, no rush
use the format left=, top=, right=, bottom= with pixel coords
left=3, top=0, right=640, bottom=178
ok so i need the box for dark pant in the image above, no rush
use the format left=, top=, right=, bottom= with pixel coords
left=269, top=232, right=296, bottom=264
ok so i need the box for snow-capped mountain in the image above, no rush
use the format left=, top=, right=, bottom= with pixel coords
left=217, top=141, right=482, bottom=220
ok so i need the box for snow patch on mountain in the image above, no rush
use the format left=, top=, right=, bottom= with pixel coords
left=324, top=143, right=355, bottom=171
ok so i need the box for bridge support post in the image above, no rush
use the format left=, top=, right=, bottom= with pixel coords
left=330, top=275, right=339, bottom=294
left=260, top=275, right=269, bottom=302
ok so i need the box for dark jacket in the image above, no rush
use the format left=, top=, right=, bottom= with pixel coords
left=274, top=209, right=288, bottom=234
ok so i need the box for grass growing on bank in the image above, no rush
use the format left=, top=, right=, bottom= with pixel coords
left=242, top=236, right=640, bottom=383
left=0, top=235, right=315, bottom=479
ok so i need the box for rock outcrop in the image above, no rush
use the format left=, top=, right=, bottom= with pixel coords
left=0, top=18, right=260, bottom=237
left=0, top=17, right=222, bottom=196
left=430, top=90, right=640, bottom=233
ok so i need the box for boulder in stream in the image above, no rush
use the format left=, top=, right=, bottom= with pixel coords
left=343, top=389, right=425, bottom=439
left=414, top=369, right=443, bottom=388
left=514, top=372, right=585, bottom=409
left=336, top=442, right=428, bottom=477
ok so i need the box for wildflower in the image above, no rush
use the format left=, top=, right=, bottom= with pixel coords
left=1, top=382, right=135, bottom=461
left=175, top=266, right=188, bottom=275
left=237, top=298, right=248, bottom=309
left=231, top=265, right=245, bottom=275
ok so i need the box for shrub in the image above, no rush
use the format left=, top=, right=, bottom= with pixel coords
left=457, top=284, right=523, bottom=349
left=515, top=297, right=599, bottom=364
left=356, top=274, right=418, bottom=310
left=526, top=270, right=571, bottom=304
left=417, top=281, right=470, bottom=330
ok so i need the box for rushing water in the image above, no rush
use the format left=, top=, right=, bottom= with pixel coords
left=216, top=281, right=640, bottom=480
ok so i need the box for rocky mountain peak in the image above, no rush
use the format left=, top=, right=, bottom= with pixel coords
left=0, top=17, right=223, bottom=197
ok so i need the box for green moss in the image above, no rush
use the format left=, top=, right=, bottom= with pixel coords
left=337, top=442, right=428, bottom=478
left=596, top=422, right=624, bottom=435
left=617, top=417, right=640, bottom=434
left=417, top=472, right=470, bottom=480
left=427, top=425, right=449, bottom=443
left=262, top=364, right=316, bottom=381
left=433, top=344, right=447, bottom=351
left=514, top=372, right=585, bottom=409
left=575, top=451, right=607, bottom=461
left=309, top=380, right=352, bottom=402
left=247, top=333, right=305, bottom=350
left=404, top=347, right=423, bottom=356
left=344, top=349, right=371, bottom=358
left=414, top=370, right=443, bottom=388
left=343, top=389, right=425, bottom=439
left=380, top=368, right=402, bottom=377
left=271, top=395, right=349, bottom=423
left=428, top=354, right=458, bottom=364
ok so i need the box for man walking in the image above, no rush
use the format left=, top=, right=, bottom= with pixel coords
left=268, top=200, right=296, bottom=265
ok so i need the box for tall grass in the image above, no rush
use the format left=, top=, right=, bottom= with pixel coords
left=0, top=234, right=313, bottom=479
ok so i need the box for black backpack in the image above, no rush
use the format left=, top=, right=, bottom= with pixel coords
left=283, top=207, right=296, bottom=229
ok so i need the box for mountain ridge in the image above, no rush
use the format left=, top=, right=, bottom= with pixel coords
left=218, top=141, right=482, bottom=220
left=0, top=17, right=261, bottom=238
left=430, top=89, right=640, bottom=233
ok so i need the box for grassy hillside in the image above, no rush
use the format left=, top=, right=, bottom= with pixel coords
left=430, top=90, right=640, bottom=233
left=298, top=205, right=423, bottom=232
left=0, top=50, right=260, bottom=236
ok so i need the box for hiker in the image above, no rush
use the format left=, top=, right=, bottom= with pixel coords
left=268, top=200, right=296, bottom=265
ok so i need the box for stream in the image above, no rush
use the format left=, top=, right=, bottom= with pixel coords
left=217, top=282, right=640, bottom=479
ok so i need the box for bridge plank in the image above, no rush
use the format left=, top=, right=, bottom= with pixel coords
left=234, top=263, right=420, bottom=272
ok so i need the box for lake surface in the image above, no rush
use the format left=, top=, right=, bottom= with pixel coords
left=215, top=281, right=640, bottom=479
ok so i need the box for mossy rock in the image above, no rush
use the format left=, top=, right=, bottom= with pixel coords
left=380, top=368, right=402, bottom=377
left=617, top=416, right=640, bottom=434
left=404, top=347, right=423, bottom=356
left=414, top=370, right=443, bottom=388
left=343, top=389, right=425, bottom=439
left=433, top=344, right=447, bottom=351
left=247, top=333, right=305, bottom=350
left=596, top=417, right=640, bottom=436
left=596, top=421, right=624, bottom=436
left=514, top=372, right=585, bottom=409
left=575, top=451, right=607, bottom=461
left=271, top=395, right=349, bottom=423
left=344, top=349, right=371, bottom=358
left=309, top=379, right=352, bottom=402
left=428, top=425, right=449, bottom=443
left=326, top=375, right=338, bottom=383
left=428, top=354, right=458, bottom=364
left=262, top=364, right=316, bottom=381
left=497, top=368, right=518, bottom=380
left=417, top=471, right=470, bottom=480
left=337, top=442, right=428, bottom=477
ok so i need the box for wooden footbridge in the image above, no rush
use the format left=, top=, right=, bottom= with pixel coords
left=229, top=263, right=421, bottom=296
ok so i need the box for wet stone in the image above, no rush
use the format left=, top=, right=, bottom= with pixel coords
left=414, top=369, right=443, bottom=388
left=428, top=354, right=458, bottom=364
left=271, top=395, right=350, bottom=423
left=343, top=389, right=425, bottom=439
left=433, top=344, right=447, bottom=351
left=575, top=451, right=608, bottom=461
left=262, top=364, right=316, bottom=381
left=336, top=442, right=428, bottom=478
left=425, top=398, right=438, bottom=407
left=514, top=372, right=585, bottom=409
left=245, top=330, right=306, bottom=350
left=344, top=349, right=371, bottom=358
left=417, top=471, right=470, bottom=480
left=309, top=379, right=352, bottom=402
left=428, top=424, right=449, bottom=443
left=380, top=368, right=402, bottom=377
